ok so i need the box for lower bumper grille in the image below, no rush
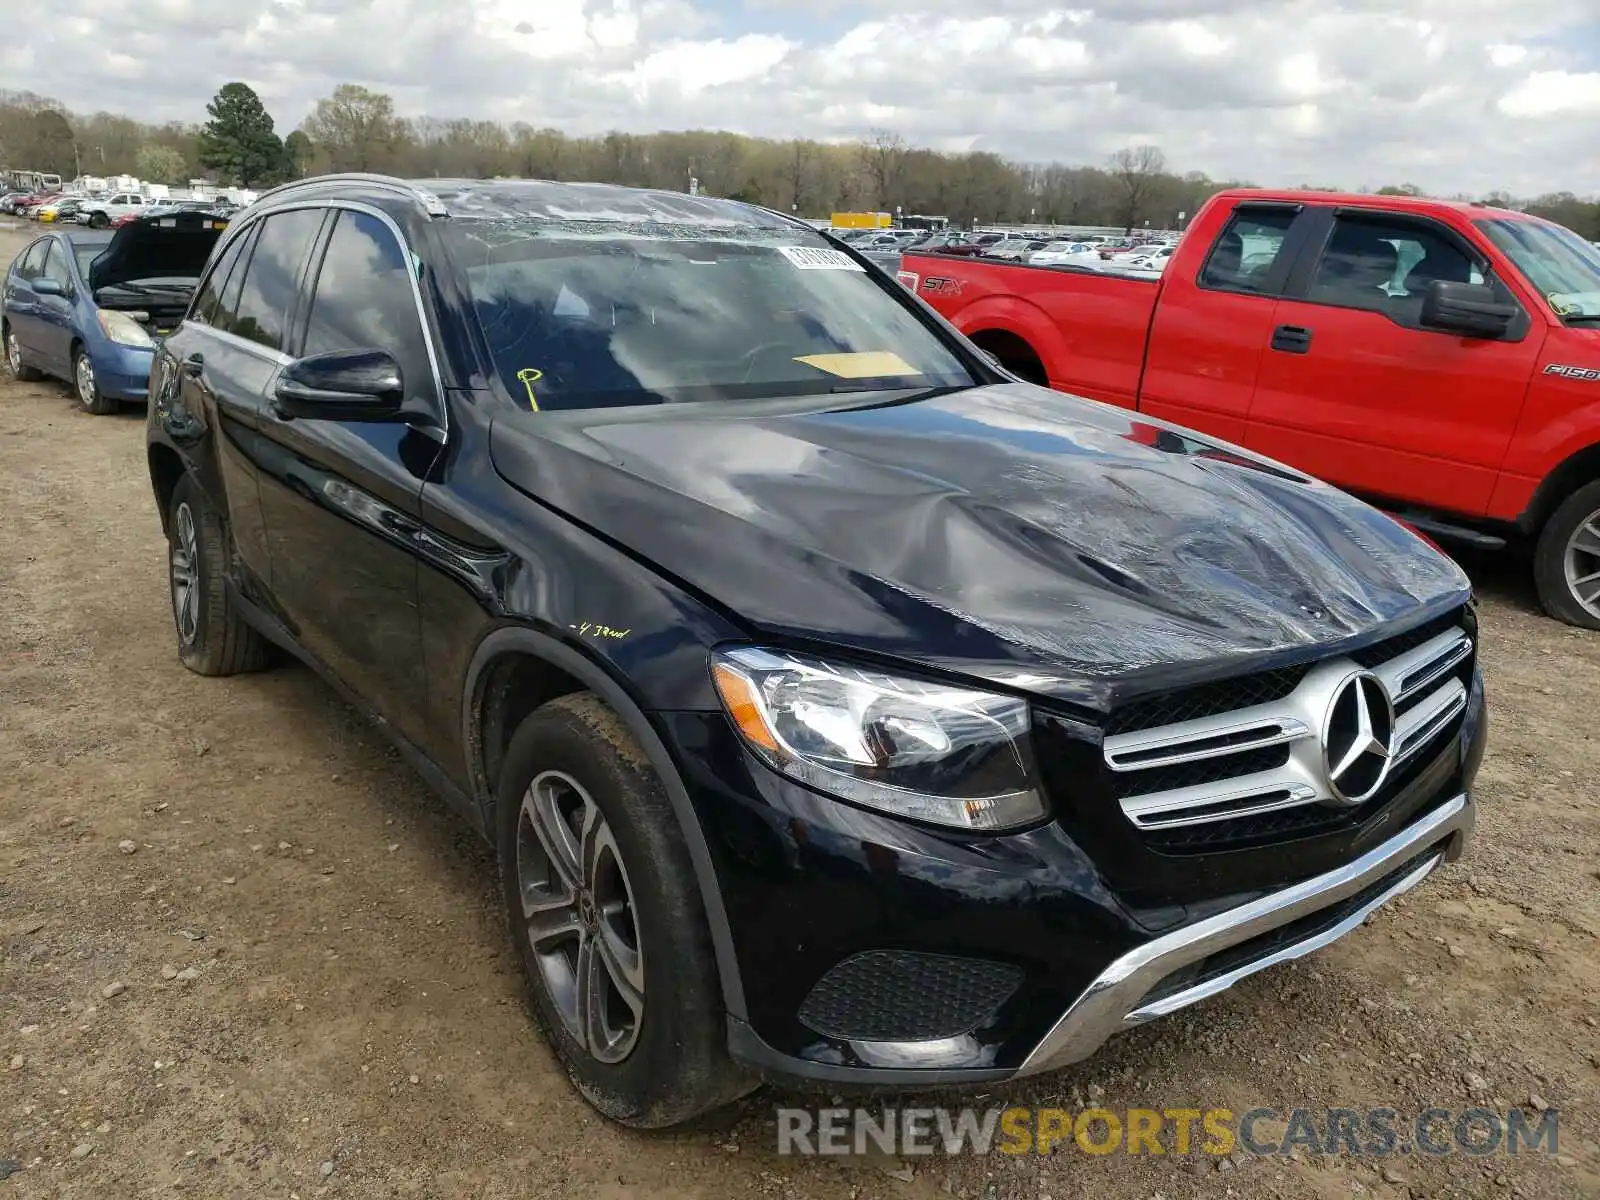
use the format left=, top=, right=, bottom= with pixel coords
left=797, top=950, right=1023, bottom=1043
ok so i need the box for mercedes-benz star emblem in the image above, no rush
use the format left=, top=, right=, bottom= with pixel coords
left=1322, top=671, right=1395, bottom=805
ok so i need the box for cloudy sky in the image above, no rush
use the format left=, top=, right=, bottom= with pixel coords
left=5, top=0, right=1599, bottom=196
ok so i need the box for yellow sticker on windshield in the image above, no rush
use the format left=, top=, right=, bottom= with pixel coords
left=517, top=367, right=543, bottom=412
left=793, top=351, right=920, bottom=379
left=1548, top=292, right=1575, bottom=317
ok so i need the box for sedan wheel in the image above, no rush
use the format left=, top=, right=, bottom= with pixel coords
left=516, top=769, right=645, bottom=1064
left=5, top=328, right=42, bottom=382
left=76, top=354, right=95, bottom=405
left=74, top=349, right=114, bottom=414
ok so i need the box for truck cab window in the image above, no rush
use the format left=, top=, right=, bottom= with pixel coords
left=1308, top=216, right=1487, bottom=327
left=1199, top=209, right=1297, bottom=295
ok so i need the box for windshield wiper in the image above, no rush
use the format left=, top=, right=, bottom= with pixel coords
left=825, top=382, right=974, bottom=411
left=1564, top=313, right=1600, bottom=325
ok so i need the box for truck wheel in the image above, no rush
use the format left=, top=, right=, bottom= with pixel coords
left=167, top=474, right=272, bottom=675
left=4, top=324, right=43, bottom=382
left=89, top=211, right=109, bottom=229
left=1534, top=479, right=1600, bottom=630
left=495, top=693, right=753, bottom=1128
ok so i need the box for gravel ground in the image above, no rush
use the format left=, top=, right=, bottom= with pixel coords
left=0, top=221, right=1596, bottom=1199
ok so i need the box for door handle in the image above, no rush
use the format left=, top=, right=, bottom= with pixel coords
left=1270, top=325, right=1313, bottom=354
left=181, top=353, right=205, bottom=379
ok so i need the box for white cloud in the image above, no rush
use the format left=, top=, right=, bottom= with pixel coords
left=1498, top=70, right=1600, bottom=117
left=0, top=0, right=1597, bottom=195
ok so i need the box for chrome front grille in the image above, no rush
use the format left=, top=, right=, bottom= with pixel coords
left=1105, top=623, right=1472, bottom=834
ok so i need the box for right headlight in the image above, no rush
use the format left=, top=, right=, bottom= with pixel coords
left=97, top=310, right=153, bottom=348
left=710, top=646, right=1045, bottom=831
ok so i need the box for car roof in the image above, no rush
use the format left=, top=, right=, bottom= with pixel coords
left=252, top=174, right=795, bottom=231
left=1209, top=187, right=1536, bottom=221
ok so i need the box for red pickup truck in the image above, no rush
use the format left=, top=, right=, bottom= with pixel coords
left=901, top=189, right=1600, bottom=628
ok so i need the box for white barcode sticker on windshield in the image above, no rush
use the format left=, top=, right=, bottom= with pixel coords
left=776, top=246, right=866, bottom=272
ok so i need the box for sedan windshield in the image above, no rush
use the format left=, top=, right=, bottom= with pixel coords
left=443, top=222, right=975, bottom=411
left=1476, top=216, right=1600, bottom=320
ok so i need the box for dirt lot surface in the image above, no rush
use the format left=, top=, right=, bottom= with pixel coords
left=1, top=220, right=1597, bottom=1199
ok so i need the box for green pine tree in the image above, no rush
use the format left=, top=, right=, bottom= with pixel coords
left=198, top=82, right=284, bottom=187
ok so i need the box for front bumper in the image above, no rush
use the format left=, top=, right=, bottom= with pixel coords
left=1016, top=792, right=1470, bottom=1075
left=92, top=342, right=154, bottom=401
left=663, top=664, right=1484, bottom=1086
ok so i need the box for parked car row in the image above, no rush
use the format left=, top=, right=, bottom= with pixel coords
left=2, top=185, right=240, bottom=229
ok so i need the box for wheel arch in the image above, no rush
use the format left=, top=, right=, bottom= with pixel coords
left=950, top=295, right=1073, bottom=390
left=967, top=327, right=1049, bottom=386
left=148, top=442, right=187, bottom=535
left=1521, top=440, right=1600, bottom=536
left=462, top=626, right=747, bottom=1022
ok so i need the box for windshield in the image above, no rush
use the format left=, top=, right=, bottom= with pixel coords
left=443, top=221, right=976, bottom=411
left=1476, top=216, right=1600, bottom=320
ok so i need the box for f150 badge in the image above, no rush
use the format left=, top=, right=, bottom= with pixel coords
left=1543, top=363, right=1600, bottom=382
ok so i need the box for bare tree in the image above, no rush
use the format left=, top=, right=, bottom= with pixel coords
left=302, top=84, right=404, bottom=173
left=1108, top=145, right=1167, bottom=233
left=859, top=128, right=908, bottom=211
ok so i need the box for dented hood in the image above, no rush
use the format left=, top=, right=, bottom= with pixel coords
left=489, top=383, right=1470, bottom=710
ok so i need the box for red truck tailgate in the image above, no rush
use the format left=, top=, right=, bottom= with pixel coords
left=901, top=254, right=1159, bottom=409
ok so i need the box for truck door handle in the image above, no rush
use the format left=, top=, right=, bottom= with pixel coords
left=1271, top=325, right=1313, bottom=354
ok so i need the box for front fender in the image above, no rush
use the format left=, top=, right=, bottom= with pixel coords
left=460, top=626, right=749, bottom=1022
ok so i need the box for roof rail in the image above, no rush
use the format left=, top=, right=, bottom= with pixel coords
left=248, top=173, right=449, bottom=216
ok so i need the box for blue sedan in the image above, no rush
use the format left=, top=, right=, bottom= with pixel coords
left=3, top=213, right=225, bottom=413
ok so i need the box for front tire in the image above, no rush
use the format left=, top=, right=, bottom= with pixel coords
left=496, top=693, right=752, bottom=1128
left=4, top=324, right=44, bottom=382
left=89, top=211, right=109, bottom=229
left=1534, top=479, right=1600, bottom=630
left=74, top=348, right=115, bottom=415
left=167, top=474, right=271, bottom=675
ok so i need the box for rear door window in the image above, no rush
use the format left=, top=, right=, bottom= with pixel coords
left=16, top=240, right=47, bottom=280
left=190, top=231, right=250, bottom=326
left=213, top=225, right=261, bottom=335
left=228, top=209, right=324, bottom=352
left=1199, top=209, right=1300, bottom=295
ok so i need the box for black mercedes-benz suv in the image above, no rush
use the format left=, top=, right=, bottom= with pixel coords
left=146, top=175, right=1485, bottom=1127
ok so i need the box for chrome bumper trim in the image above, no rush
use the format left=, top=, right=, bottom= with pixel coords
left=1016, top=793, right=1472, bottom=1076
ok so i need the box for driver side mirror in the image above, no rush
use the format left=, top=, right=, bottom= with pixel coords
left=1420, top=280, right=1518, bottom=339
left=32, top=277, right=65, bottom=298
left=273, top=349, right=405, bottom=422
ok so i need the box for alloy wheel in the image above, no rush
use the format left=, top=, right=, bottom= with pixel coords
left=170, top=502, right=200, bottom=644
left=1563, top=507, right=1600, bottom=620
left=75, top=355, right=96, bottom=409
left=516, top=770, right=645, bottom=1064
left=5, top=332, right=19, bottom=377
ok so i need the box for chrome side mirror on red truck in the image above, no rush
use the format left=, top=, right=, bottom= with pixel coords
left=1420, top=280, right=1519, bottom=339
